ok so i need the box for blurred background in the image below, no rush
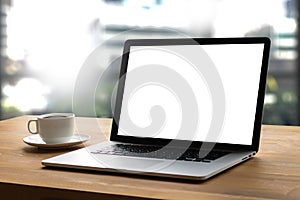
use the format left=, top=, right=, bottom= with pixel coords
left=0, top=0, right=298, bottom=125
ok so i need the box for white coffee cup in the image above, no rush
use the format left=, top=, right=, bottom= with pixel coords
left=27, top=113, right=75, bottom=144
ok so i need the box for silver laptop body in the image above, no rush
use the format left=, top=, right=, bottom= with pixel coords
left=42, top=37, right=271, bottom=180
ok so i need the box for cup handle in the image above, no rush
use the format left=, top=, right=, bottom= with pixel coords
left=27, top=119, right=39, bottom=134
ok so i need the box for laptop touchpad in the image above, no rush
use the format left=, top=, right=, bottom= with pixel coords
left=106, top=157, right=173, bottom=172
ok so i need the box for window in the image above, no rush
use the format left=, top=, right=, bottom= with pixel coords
left=1, top=0, right=298, bottom=125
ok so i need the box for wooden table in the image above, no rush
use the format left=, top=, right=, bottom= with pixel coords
left=0, top=116, right=300, bottom=200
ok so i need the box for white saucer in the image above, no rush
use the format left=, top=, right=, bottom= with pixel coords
left=23, top=134, right=91, bottom=149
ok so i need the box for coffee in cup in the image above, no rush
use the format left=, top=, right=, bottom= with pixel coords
left=27, top=113, right=75, bottom=144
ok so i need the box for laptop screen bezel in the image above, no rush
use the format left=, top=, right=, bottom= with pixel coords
left=110, top=37, right=271, bottom=152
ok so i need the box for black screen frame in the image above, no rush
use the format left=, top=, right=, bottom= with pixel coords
left=110, top=37, right=271, bottom=152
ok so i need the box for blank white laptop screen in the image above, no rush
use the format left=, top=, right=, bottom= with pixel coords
left=117, top=44, right=265, bottom=145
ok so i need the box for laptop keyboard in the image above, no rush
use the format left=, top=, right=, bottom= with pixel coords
left=91, top=144, right=230, bottom=163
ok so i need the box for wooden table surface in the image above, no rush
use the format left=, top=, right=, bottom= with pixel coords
left=0, top=115, right=300, bottom=200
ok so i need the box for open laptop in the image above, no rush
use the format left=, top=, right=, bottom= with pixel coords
left=42, top=37, right=271, bottom=180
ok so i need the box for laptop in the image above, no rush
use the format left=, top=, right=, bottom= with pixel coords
left=42, top=37, right=271, bottom=180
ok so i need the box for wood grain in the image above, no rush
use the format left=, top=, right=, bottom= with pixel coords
left=0, top=116, right=300, bottom=200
